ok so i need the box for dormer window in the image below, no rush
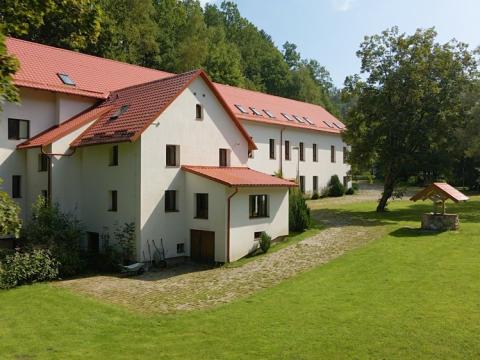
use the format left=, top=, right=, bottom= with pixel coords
left=196, top=104, right=203, bottom=119
left=57, top=73, right=75, bottom=86
left=109, top=105, right=129, bottom=121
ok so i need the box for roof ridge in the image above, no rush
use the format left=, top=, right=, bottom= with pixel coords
left=109, top=69, right=202, bottom=95
left=7, top=37, right=173, bottom=76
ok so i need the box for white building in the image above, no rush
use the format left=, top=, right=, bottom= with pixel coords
left=0, top=38, right=350, bottom=263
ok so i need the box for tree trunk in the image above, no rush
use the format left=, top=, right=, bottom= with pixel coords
left=377, top=175, right=395, bottom=212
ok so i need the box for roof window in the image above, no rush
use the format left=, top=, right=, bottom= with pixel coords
left=57, top=73, right=75, bottom=86
left=323, top=120, right=334, bottom=128
left=303, top=116, right=315, bottom=125
left=263, top=110, right=275, bottom=118
left=281, top=113, right=294, bottom=121
left=250, top=107, right=263, bottom=116
left=293, top=115, right=304, bottom=123
left=109, top=105, right=129, bottom=121
left=235, top=104, right=249, bottom=114
left=333, top=123, right=343, bottom=129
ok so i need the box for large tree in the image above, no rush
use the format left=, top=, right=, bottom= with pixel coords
left=0, top=27, right=18, bottom=109
left=342, top=27, right=478, bottom=212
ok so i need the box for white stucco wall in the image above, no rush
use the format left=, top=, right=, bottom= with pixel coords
left=139, top=77, right=250, bottom=261
left=229, top=187, right=289, bottom=262
left=244, top=121, right=351, bottom=194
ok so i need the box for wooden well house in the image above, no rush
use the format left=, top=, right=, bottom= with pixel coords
left=410, top=183, right=469, bottom=231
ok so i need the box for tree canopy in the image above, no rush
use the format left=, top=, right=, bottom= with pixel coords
left=342, top=27, right=479, bottom=211
left=0, top=178, right=21, bottom=238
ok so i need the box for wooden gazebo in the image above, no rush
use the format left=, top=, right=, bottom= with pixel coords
left=410, top=182, right=469, bottom=230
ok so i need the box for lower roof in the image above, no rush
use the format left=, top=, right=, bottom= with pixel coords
left=182, top=166, right=297, bottom=188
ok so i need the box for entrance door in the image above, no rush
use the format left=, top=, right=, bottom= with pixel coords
left=190, top=230, right=215, bottom=263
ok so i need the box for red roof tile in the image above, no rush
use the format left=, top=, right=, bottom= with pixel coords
left=69, top=70, right=256, bottom=150
left=410, top=182, right=469, bottom=203
left=7, top=37, right=171, bottom=99
left=214, top=83, right=345, bottom=134
left=7, top=37, right=345, bottom=136
left=17, top=105, right=112, bottom=149
left=182, top=166, right=296, bottom=187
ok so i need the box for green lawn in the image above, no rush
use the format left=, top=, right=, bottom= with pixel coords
left=1, top=198, right=480, bottom=359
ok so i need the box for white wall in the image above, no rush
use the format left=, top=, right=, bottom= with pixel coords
left=230, top=187, right=289, bottom=262
left=244, top=121, right=351, bottom=194
left=55, top=93, right=96, bottom=123
left=139, top=77, right=250, bottom=261
left=24, top=147, right=48, bottom=219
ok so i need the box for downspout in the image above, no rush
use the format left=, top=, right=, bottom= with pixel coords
left=41, top=146, right=76, bottom=204
left=226, top=187, right=239, bottom=263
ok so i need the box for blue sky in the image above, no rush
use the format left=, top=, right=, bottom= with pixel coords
left=203, top=0, right=480, bottom=87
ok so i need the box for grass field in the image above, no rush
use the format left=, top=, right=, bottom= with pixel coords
left=1, top=197, right=479, bottom=359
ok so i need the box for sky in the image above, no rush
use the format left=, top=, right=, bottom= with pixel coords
left=202, top=0, right=480, bottom=87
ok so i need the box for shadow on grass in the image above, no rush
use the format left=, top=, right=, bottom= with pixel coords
left=389, top=227, right=447, bottom=238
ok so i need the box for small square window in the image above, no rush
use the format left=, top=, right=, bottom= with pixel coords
left=254, top=231, right=263, bottom=240
left=166, top=145, right=179, bottom=167
left=196, top=104, right=203, bottom=119
left=177, top=243, right=185, bottom=254
left=249, top=195, right=269, bottom=218
left=109, top=145, right=119, bottom=166
left=8, top=119, right=30, bottom=140
left=165, top=190, right=177, bottom=212
left=38, top=154, right=49, bottom=172
left=57, top=73, right=75, bottom=86
left=108, top=190, right=118, bottom=212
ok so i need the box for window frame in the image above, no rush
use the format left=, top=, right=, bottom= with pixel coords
left=299, top=176, right=305, bottom=194
left=12, top=175, right=21, bottom=198
left=269, top=139, right=275, bottom=159
left=109, top=145, right=119, bottom=166
left=166, top=145, right=179, bottom=167
left=195, top=193, right=209, bottom=219
left=299, top=142, right=305, bottom=161
left=108, top=190, right=118, bottom=212
left=313, top=176, right=318, bottom=193
left=285, top=140, right=290, bottom=161
left=313, top=143, right=317, bottom=162
left=177, top=243, right=185, bottom=254
left=165, top=190, right=178, bottom=212
left=38, top=153, right=49, bottom=172
left=196, top=104, right=203, bottom=119
left=249, top=194, right=269, bottom=219
left=331, top=145, right=336, bottom=163
left=343, top=146, right=348, bottom=164
left=8, top=118, right=30, bottom=140
left=219, top=148, right=229, bottom=167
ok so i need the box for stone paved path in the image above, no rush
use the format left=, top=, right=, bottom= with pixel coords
left=56, top=190, right=387, bottom=314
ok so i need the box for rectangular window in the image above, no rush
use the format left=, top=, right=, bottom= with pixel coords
left=38, top=154, right=49, bottom=172
left=343, top=147, right=348, bottom=164
left=254, top=231, right=263, bottom=240
left=219, top=148, right=228, bottom=167
left=299, top=176, right=305, bottom=193
left=195, top=193, right=208, bottom=219
left=109, top=145, right=119, bottom=166
left=166, top=145, right=179, bottom=167
left=177, top=243, right=185, bottom=254
left=249, top=195, right=269, bottom=218
left=313, top=176, right=318, bottom=193
left=235, top=104, right=248, bottom=114
left=8, top=119, right=30, bottom=140
left=165, top=190, right=177, bottom=212
left=313, top=144, right=317, bottom=162
left=285, top=140, right=290, bottom=160
left=299, top=142, right=304, bottom=161
left=196, top=104, right=203, bottom=119
left=108, top=190, right=117, bottom=212
left=269, top=139, right=275, bottom=159
left=12, top=175, right=21, bottom=198
left=331, top=145, right=336, bottom=163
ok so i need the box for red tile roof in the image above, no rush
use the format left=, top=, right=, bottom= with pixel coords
left=214, top=83, right=345, bottom=134
left=68, top=70, right=256, bottom=150
left=7, top=37, right=171, bottom=99
left=17, top=104, right=111, bottom=149
left=410, top=183, right=469, bottom=203
left=182, top=166, right=296, bottom=187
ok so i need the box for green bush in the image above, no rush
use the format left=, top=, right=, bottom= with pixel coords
left=0, top=249, right=59, bottom=289
left=259, top=232, right=271, bottom=253
left=22, top=197, right=85, bottom=277
left=352, top=182, right=360, bottom=191
left=345, top=187, right=355, bottom=195
left=114, top=222, right=136, bottom=264
left=311, top=192, right=319, bottom=200
left=289, top=188, right=311, bottom=232
left=327, top=175, right=345, bottom=197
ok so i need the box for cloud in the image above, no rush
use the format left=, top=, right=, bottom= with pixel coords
left=332, top=0, right=355, bottom=12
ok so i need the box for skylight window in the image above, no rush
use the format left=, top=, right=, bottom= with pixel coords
left=109, top=105, right=129, bottom=121
left=235, top=104, right=249, bottom=114
left=333, top=123, right=343, bottom=129
left=263, top=110, right=275, bottom=118
left=293, top=115, right=304, bottom=123
left=57, top=73, right=75, bottom=86
left=303, top=116, right=315, bottom=125
left=281, top=113, right=294, bottom=121
left=323, top=120, right=334, bottom=128
left=250, top=107, right=263, bottom=116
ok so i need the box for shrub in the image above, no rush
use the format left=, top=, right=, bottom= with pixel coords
left=289, top=188, right=311, bottom=232
left=352, top=182, right=360, bottom=191
left=22, top=197, right=84, bottom=277
left=345, top=187, right=355, bottom=195
left=327, top=175, right=345, bottom=197
left=311, top=192, right=319, bottom=200
left=0, top=249, right=59, bottom=289
left=114, top=222, right=136, bottom=264
left=259, top=232, right=271, bottom=253
left=0, top=178, right=22, bottom=238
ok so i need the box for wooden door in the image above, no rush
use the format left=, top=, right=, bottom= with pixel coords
left=190, top=230, right=215, bottom=263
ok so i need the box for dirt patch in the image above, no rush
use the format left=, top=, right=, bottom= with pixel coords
left=56, top=190, right=388, bottom=314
